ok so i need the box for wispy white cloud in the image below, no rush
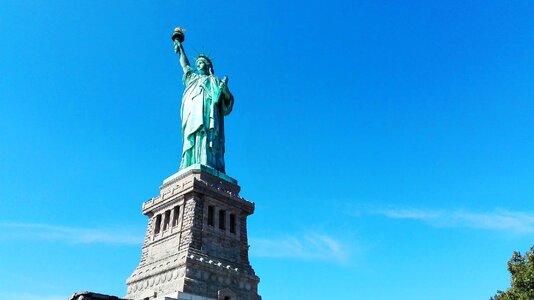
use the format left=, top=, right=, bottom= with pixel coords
left=0, top=222, right=143, bottom=245
left=366, top=208, right=534, bottom=234
left=250, top=233, right=349, bottom=262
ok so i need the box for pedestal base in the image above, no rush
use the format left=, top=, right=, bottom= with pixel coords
left=126, top=167, right=260, bottom=300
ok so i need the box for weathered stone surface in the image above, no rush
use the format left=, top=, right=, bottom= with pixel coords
left=126, top=168, right=260, bottom=300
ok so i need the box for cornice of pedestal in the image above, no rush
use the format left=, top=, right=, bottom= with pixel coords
left=162, top=164, right=238, bottom=187
left=142, top=167, right=255, bottom=216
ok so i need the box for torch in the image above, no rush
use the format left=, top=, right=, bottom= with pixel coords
left=172, top=27, right=186, bottom=43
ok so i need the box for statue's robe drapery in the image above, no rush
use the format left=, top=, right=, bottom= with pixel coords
left=179, top=66, right=233, bottom=172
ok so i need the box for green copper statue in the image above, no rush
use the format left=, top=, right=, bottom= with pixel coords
left=173, top=27, right=234, bottom=173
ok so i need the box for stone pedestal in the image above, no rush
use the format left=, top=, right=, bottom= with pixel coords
left=125, top=165, right=261, bottom=300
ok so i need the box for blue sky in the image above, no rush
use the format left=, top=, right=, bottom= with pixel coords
left=1, top=1, right=533, bottom=299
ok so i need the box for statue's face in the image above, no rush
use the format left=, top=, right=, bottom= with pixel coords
left=196, top=59, right=210, bottom=75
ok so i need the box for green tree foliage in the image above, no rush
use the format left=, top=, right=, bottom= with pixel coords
left=491, top=246, right=534, bottom=300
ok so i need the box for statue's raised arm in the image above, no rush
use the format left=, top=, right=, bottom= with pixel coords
left=172, top=27, right=234, bottom=174
left=172, top=27, right=190, bottom=73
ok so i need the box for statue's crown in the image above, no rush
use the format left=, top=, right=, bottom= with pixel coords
left=196, top=54, right=213, bottom=66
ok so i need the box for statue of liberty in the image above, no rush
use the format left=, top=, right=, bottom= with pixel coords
left=172, top=28, right=234, bottom=173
